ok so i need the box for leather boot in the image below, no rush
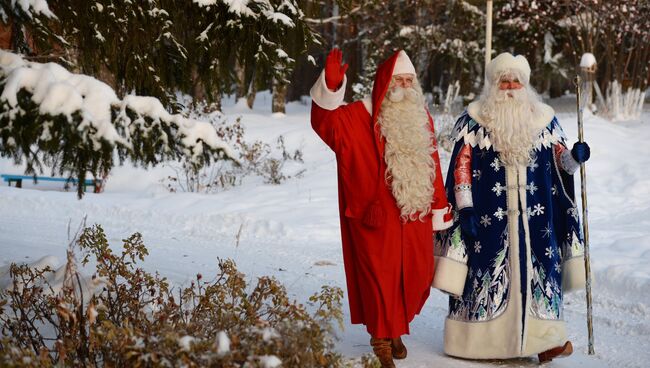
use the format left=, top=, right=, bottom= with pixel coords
left=538, top=341, right=573, bottom=363
left=391, top=337, right=407, bottom=359
left=370, top=337, right=396, bottom=368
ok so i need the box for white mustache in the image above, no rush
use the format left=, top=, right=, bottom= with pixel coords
left=495, top=88, right=526, bottom=103
left=386, top=86, right=419, bottom=103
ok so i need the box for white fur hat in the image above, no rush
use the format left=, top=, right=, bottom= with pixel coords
left=486, top=52, right=531, bottom=84
left=393, top=50, right=416, bottom=76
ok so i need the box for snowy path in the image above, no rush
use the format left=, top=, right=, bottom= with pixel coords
left=1, top=101, right=649, bottom=367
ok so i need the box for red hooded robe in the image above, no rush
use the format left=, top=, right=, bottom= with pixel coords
left=310, top=50, right=453, bottom=338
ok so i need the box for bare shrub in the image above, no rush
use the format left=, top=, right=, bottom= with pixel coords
left=162, top=115, right=304, bottom=193
left=0, top=225, right=345, bottom=367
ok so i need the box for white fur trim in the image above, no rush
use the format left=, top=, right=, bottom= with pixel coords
left=444, top=304, right=521, bottom=359
left=466, top=100, right=555, bottom=134
left=560, top=148, right=580, bottom=175
left=454, top=186, right=473, bottom=210
left=455, top=122, right=493, bottom=150
left=518, top=165, right=534, bottom=353
left=445, top=315, right=567, bottom=359
left=432, top=205, right=453, bottom=231
left=522, top=318, right=568, bottom=356
left=361, top=96, right=372, bottom=115
left=393, top=50, right=416, bottom=76
left=562, top=256, right=586, bottom=292
left=432, top=257, right=467, bottom=296
left=309, top=70, right=347, bottom=111
left=486, top=52, right=531, bottom=84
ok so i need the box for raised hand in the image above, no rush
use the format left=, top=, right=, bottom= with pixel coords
left=571, top=142, right=591, bottom=163
left=325, top=48, right=349, bottom=91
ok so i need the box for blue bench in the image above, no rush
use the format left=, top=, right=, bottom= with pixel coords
left=1, top=174, right=103, bottom=193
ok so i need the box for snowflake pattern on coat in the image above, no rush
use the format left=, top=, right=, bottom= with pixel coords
left=435, top=112, right=585, bottom=323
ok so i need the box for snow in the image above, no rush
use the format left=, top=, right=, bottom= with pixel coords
left=1, top=92, right=649, bottom=367
left=178, top=335, right=195, bottom=351
left=223, top=0, right=256, bottom=18
left=258, top=355, right=282, bottom=368
left=278, top=1, right=299, bottom=16
left=0, top=50, right=123, bottom=147
left=193, top=0, right=218, bottom=6
left=275, top=48, right=289, bottom=59
left=580, top=53, right=597, bottom=68
left=399, top=26, right=415, bottom=37
left=119, top=95, right=238, bottom=161
left=267, top=11, right=294, bottom=27
left=197, top=23, right=214, bottom=42
left=194, top=0, right=296, bottom=26
left=1, top=51, right=235, bottom=162
left=215, top=331, right=230, bottom=355
left=11, top=0, right=55, bottom=18
left=459, top=0, right=484, bottom=17
left=0, top=255, right=102, bottom=301
left=260, top=327, right=280, bottom=341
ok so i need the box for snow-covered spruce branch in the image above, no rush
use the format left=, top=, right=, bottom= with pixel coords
left=0, top=50, right=238, bottom=198
left=0, top=0, right=55, bottom=19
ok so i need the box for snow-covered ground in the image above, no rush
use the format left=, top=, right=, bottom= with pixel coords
left=1, top=92, right=649, bottom=367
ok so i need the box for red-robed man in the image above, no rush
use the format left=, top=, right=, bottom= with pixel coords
left=310, top=48, right=453, bottom=367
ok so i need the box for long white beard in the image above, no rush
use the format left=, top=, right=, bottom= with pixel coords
left=378, top=85, right=436, bottom=221
left=478, top=85, right=543, bottom=166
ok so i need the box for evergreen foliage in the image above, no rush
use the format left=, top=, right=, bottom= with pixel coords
left=0, top=51, right=237, bottom=199
left=496, top=0, right=649, bottom=94
left=41, top=0, right=316, bottom=111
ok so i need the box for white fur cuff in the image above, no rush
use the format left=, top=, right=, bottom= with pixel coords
left=432, top=205, right=453, bottom=231
left=432, top=257, right=468, bottom=296
left=309, top=70, right=347, bottom=111
left=454, top=185, right=473, bottom=210
left=562, top=256, right=586, bottom=292
left=560, top=148, right=581, bottom=175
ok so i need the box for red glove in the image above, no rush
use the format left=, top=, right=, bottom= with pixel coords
left=325, top=48, right=348, bottom=91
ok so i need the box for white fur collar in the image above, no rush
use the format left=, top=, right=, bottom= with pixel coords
left=466, top=100, right=555, bottom=133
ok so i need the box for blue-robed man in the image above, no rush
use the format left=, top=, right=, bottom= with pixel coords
left=433, top=53, right=591, bottom=363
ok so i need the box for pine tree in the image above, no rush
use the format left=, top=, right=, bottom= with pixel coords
left=0, top=51, right=236, bottom=199
left=0, top=0, right=57, bottom=57
left=190, top=0, right=315, bottom=111
left=497, top=0, right=650, bottom=97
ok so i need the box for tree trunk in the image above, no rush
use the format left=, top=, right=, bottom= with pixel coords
left=246, top=69, right=257, bottom=109
left=246, top=82, right=257, bottom=109
left=235, top=61, right=247, bottom=100
left=207, top=93, right=222, bottom=113
left=272, top=79, right=287, bottom=114
left=191, top=64, right=206, bottom=104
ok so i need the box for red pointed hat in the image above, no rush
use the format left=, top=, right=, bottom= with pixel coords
left=370, top=50, right=415, bottom=124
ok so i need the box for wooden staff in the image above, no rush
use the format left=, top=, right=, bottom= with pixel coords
left=485, top=0, right=493, bottom=68
left=575, top=75, right=595, bottom=355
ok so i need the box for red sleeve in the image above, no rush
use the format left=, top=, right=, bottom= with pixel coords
left=311, top=100, right=367, bottom=154
left=454, top=144, right=472, bottom=187
left=311, top=101, right=350, bottom=154
left=453, top=144, right=474, bottom=210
